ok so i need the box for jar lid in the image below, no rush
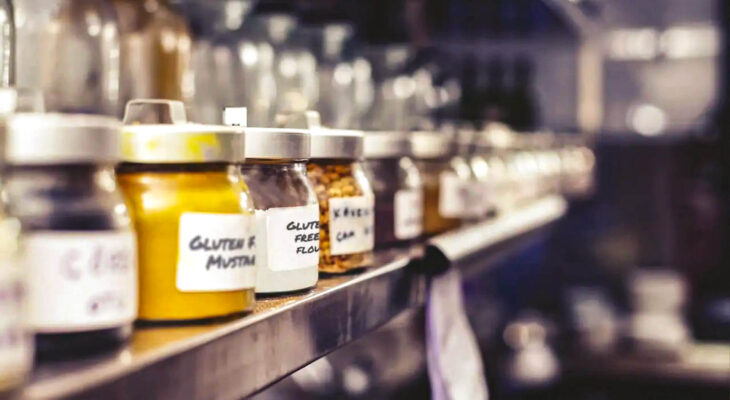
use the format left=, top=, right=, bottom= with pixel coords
left=3, top=113, right=121, bottom=165
left=123, top=99, right=188, bottom=125
left=363, top=130, right=410, bottom=159
left=121, top=123, right=244, bottom=163
left=279, top=111, right=362, bottom=159
left=410, top=130, right=455, bottom=159
left=224, top=107, right=310, bottom=160
left=0, top=88, right=45, bottom=116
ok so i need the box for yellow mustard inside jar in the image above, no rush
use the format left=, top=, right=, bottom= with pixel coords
left=118, top=100, right=255, bottom=322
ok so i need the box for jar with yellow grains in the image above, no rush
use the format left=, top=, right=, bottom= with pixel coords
left=118, top=100, right=255, bottom=322
left=410, top=130, right=461, bottom=235
left=300, top=113, right=374, bottom=274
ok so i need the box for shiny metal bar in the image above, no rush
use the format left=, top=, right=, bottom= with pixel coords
left=428, top=196, right=568, bottom=264
left=22, top=250, right=423, bottom=400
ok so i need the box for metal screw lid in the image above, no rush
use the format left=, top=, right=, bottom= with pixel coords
left=410, top=130, right=455, bottom=159
left=279, top=111, right=363, bottom=160
left=3, top=113, right=121, bottom=165
left=224, top=107, right=311, bottom=160
left=122, top=99, right=244, bottom=163
left=363, top=130, right=411, bottom=159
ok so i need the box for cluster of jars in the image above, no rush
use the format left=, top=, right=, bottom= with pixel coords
left=0, top=92, right=594, bottom=394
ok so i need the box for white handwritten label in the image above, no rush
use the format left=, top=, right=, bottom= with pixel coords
left=0, top=267, right=32, bottom=380
left=329, top=196, right=375, bottom=256
left=395, top=189, right=424, bottom=240
left=439, top=172, right=468, bottom=218
left=177, top=213, right=256, bottom=292
left=256, top=205, right=320, bottom=272
left=24, top=231, right=138, bottom=332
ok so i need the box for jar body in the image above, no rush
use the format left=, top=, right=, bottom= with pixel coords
left=118, top=164, right=255, bottom=322
left=0, top=213, right=31, bottom=393
left=5, top=165, right=136, bottom=358
left=15, top=0, right=120, bottom=114
left=307, top=160, right=374, bottom=273
left=239, top=161, right=320, bottom=293
left=364, top=156, right=423, bottom=248
left=113, top=0, right=192, bottom=107
left=414, top=158, right=461, bottom=235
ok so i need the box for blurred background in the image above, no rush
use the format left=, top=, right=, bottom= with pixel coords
left=9, top=0, right=730, bottom=398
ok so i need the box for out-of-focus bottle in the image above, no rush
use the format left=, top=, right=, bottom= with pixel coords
left=176, top=0, right=256, bottom=124
left=307, top=22, right=356, bottom=129
left=112, top=0, right=192, bottom=109
left=249, top=11, right=317, bottom=125
left=0, top=0, right=14, bottom=87
left=15, top=0, right=120, bottom=114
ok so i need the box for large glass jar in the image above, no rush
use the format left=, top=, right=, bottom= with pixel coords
left=224, top=107, right=319, bottom=294
left=15, top=0, right=120, bottom=114
left=306, top=22, right=356, bottom=129
left=3, top=113, right=136, bottom=359
left=363, top=131, right=423, bottom=248
left=249, top=12, right=318, bottom=124
left=306, top=124, right=374, bottom=273
left=411, top=130, right=460, bottom=235
left=118, top=100, right=254, bottom=322
left=112, top=0, right=192, bottom=107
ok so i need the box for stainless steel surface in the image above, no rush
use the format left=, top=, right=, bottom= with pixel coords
left=428, top=196, right=568, bottom=262
left=242, top=128, right=311, bottom=160
left=363, top=130, right=411, bottom=159
left=20, top=199, right=568, bottom=400
left=22, top=250, right=423, bottom=400
left=123, top=99, right=188, bottom=125
left=5, top=113, right=121, bottom=164
left=309, top=128, right=364, bottom=160
left=224, top=107, right=312, bottom=161
left=120, top=124, right=245, bottom=164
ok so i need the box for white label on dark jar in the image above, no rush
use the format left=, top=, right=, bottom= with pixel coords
left=177, top=213, right=256, bottom=292
left=256, top=205, right=320, bottom=272
left=329, top=196, right=375, bottom=256
left=394, top=189, right=424, bottom=240
left=24, top=231, right=138, bottom=332
left=439, top=172, right=469, bottom=218
left=0, top=267, right=32, bottom=378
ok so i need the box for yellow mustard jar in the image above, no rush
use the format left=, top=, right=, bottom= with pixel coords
left=117, top=100, right=255, bottom=322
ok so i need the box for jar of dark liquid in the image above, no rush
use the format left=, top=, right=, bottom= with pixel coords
left=363, top=131, right=423, bottom=248
left=3, top=113, right=137, bottom=359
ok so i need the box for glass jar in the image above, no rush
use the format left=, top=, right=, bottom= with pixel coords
left=113, top=0, right=192, bottom=107
left=307, top=22, right=356, bottom=129
left=411, top=130, right=460, bottom=235
left=363, top=130, right=423, bottom=248
left=305, top=121, right=374, bottom=273
left=250, top=12, right=318, bottom=123
left=224, top=107, right=319, bottom=294
left=118, top=100, right=254, bottom=322
left=3, top=113, right=136, bottom=359
left=15, top=0, right=120, bottom=115
left=453, top=123, right=488, bottom=222
left=559, top=134, right=596, bottom=199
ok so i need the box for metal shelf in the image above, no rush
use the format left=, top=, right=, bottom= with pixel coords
left=21, top=197, right=568, bottom=400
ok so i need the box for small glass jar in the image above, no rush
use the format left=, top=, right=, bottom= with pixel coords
left=306, top=120, right=374, bottom=273
left=411, top=130, right=460, bottom=235
left=224, top=107, right=319, bottom=294
left=3, top=113, right=137, bottom=359
left=453, top=123, right=488, bottom=222
left=15, top=0, right=120, bottom=115
left=473, top=122, right=514, bottom=215
left=363, top=130, right=423, bottom=248
left=118, top=100, right=254, bottom=322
